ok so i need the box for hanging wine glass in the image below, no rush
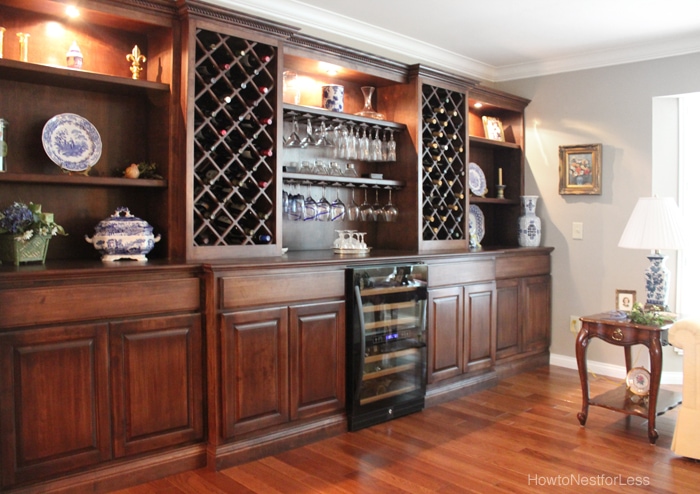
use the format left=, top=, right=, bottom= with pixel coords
left=346, top=187, right=360, bottom=221
left=303, top=182, right=317, bottom=221
left=359, top=124, right=370, bottom=161
left=299, top=116, right=314, bottom=148
left=283, top=112, right=303, bottom=148
left=292, top=183, right=305, bottom=221
left=316, top=184, right=331, bottom=222
left=372, top=186, right=383, bottom=221
left=330, top=186, right=346, bottom=221
left=354, top=86, right=385, bottom=120
left=387, top=129, right=397, bottom=161
left=359, top=186, right=374, bottom=221
left=371, top=126, right=383, bottom=161
left=383, top=187, right=398, bottom=222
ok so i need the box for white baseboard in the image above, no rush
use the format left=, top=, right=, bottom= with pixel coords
left=549, top=353, right=683, bottom=385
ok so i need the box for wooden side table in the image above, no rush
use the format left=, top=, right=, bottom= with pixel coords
left=575, top=313, right=682, bottom=444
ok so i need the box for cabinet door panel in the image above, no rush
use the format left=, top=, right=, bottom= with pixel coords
left=0, top=324, right=110, bottom=488
left=496, top=278, right=520, bottom=359
left=221, top=307, right=289, bottom=438
left=427, top=287, right=463, bottom=383
left=522, top=275, right=552, bottom=353
left=464, top=282, right=496, bottom=373
left=110, top=314, right=203, bottom=458
left=289, top=301, right=346, bottom=420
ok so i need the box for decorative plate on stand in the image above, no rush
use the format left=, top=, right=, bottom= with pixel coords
left=469, top=204, right=485, bottom=242
left=626, top=367, right=651, bottom=396
left=469, top=162, right=487, bottom=197
left=42, top=113, right=102, bottom=174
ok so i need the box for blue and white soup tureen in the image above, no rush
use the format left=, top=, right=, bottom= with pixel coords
left=85, top=207, right=161, bottom=261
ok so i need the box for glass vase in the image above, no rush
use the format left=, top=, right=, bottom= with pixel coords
left=354, top=86, right=385, bottom=120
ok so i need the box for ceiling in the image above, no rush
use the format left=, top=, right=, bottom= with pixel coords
left=205, top=0, right=700, bottom=82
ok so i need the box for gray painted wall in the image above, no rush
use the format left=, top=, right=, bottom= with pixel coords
left=496, top=52, right=700, bottom=372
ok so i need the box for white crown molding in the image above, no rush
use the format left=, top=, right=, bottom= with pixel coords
left=202, top=0, right=700, bottom=83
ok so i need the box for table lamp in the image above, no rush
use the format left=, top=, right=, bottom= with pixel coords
left=618, top=197, right=687, bottom=309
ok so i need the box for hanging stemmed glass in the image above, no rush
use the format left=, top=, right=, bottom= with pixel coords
left=330, top=186, right=346, bottom=221
left=292, top=183, right=305, bottom=221
left=383, top=187, right=398, bottom=222
left=303, top=182, right=317, bottom=221
left=346, top=186, right=360, bottom=221
left=346, top=122, right=358, bottom=160
left=372, top=186, right=383, bottom=221
left=359, top=124, right=370, bottom=161
left=386, top=129, right=397, bottom=161
left=371, top=126, right=383, bottom=161
left=316, top=184, right=331, bottom=222
left=359, top=186, right=374, bottom=221
left=299, top=116, right=314, bottom=148
left=336, top=122, right=348, bottom=159
left=283, top=112, right=303, bottom=147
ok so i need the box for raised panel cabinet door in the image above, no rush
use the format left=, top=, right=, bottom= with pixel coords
left=0, top=323, right=111, bottom=488
left=220, top=307, right=289, bottom=438
left=496, top=278, right=521, bottom=359
left=427, top=287, right=464, bottom=383
left=289, top=300, right=346, bottom=420
left=109, top=314, right=203, bottom=458
left=521, top=275, right=552, bottom=353
left=463, top=282, right=497, bottom=373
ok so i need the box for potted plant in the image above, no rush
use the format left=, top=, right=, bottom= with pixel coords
left=0, top=201, right=66, bottom=265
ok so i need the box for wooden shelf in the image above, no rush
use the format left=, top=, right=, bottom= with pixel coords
left=469, top=196, right=519, bottom=205
left=283, top=103, right=406, bottom=130
left=0, top=58, right=170, bottom=96
left=589, top=385, right=682, bottom=418
left=469, top=135, right=521, bottom=150
left=0, top=173, right=167, bottom=188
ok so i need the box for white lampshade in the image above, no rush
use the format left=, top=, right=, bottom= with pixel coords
left=618, top=197, right=687, bottom=251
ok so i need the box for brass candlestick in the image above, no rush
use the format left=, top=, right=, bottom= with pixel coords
left=126, top=45, right=146, bottom=80
left=17, top=32, right=30, bottom=62
left=496, top=184, right=506, bottom=199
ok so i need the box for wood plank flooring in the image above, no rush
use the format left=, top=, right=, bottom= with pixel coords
left=114, top=366, right=699, bottom=493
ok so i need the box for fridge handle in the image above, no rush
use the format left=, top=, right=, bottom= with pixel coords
left=354, top=285, right=367, bottom=401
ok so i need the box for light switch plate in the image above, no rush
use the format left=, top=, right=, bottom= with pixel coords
left=572, top=222, right=583, bottom=239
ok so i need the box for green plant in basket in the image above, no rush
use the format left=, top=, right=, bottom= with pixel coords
left=0, top=202, right=66, bottom=265
left=628, top=302, right=676, bottom=327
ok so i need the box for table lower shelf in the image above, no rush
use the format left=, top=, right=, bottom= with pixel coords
left=589, top=385, right=682, bottom=418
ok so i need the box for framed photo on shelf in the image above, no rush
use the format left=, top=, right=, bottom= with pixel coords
left=615, top=289, right=636, bottom=312
left=559, top=143, right=602, bottom=195
left=482, top=116, right=504, bottom=142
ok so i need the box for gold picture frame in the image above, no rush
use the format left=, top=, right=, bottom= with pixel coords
left=559, top=143, right=602, bottom=195
left=482, top=116, right=504, bottom=142
left=616, top=289, right=636, bottom=312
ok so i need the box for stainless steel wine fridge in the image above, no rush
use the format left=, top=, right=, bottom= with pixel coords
left=346, top=264, right=428, bottom=431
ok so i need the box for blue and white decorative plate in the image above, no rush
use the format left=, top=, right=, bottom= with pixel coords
left=468, top=162, right=487, bottom=196
left=42, top=113, right=102, bottom=173
left=469, top=204, right=485, bottom=242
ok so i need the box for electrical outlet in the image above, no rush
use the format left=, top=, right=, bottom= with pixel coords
left=570, top=315, right=582, bottom=333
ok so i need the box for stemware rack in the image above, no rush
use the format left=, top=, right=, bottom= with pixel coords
left=420, top=85, right=467, bottom=241
left=192, top=28, right=277, bottom=247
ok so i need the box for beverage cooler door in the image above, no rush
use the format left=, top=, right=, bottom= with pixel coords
left=347, top=264, right=428, bottom=431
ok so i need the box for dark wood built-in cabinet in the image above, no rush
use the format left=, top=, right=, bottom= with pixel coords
left=0, top=1, right=551, bottom=492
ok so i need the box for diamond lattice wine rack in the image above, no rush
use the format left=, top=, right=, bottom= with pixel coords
left=192, top=29, right=277, bottom=247
left=420, top=85, right=467, bottom=241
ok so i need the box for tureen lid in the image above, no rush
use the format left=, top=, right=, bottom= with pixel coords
left=94, top=207, right=153, bottom=234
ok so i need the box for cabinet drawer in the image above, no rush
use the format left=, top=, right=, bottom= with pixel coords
left=496, top=253, right=551, bottom=279
left=220, top=270, right=344, bottom=309
left=428, top=259, right=494, bottom=288
left=0, top=278, right=200, bottom=329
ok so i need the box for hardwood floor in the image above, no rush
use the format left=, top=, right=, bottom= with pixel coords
left=114, top=366, right=699, bottom=493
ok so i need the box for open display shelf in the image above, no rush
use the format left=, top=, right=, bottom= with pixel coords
left=192, top=28, right=277, bottom=247
left=420, top=85, right=467, bottom=242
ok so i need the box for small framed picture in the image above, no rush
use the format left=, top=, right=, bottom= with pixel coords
left=616, top=289, right=636, bottom=312
left=559, top=143, right=602, bottom=195
left=482, top=116, right=504, bottom=142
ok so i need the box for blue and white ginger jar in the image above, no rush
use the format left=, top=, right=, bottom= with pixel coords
left=85, top=207, right=161, bottom=261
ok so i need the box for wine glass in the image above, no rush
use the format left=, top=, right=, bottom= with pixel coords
left=346, top=187, right=360, bottom=221
left=383, top=187, right=398, bottom=222
left=386, top=130, right=397, bottom=161
left=359, top=186, right=374, bottom=222
left=292, top=184, right=305, bottom=221
left=283, top=112, right=303, bottom=147
left=372, top=187, right=383, bottom=221
left=315, top=185, right=331, bottom=221
left=303, top=183, right=317, bottom=221
left=371, top=126, right=383, bottom=162
left=336, top=122, right=348, bottom=159
left=299, top=117, right=314, bottom=148
left=330, top=187, right=346, bottom=221
left=358, top=125, right=370, bottom=161
left=346, top=122, right=358, bottom=160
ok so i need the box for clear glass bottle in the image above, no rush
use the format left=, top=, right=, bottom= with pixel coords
left=0, top=119, right=7, bottom=172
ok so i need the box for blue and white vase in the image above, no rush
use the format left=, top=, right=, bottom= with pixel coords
left=518, top=195, right=542, bottom=247
left=645, top=253, right=670, bottom=308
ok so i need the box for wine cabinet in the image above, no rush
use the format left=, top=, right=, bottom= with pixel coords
left=192, top=28, right=278, bottom=248
left=420, top=84, right=467, bottom=244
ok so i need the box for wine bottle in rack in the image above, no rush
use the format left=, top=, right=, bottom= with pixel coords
left=239, top=146, right=273, bottom=159
left=423, top=116, right=438, bottom=126
left=196, top=63, right=220, bottom=85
